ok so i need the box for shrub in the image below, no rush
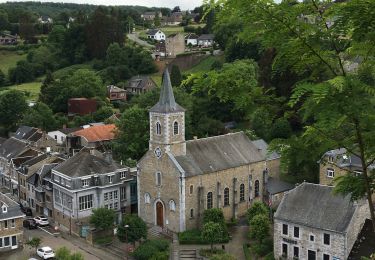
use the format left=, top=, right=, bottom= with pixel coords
left=203, top=208, right=226, bottom=225
left=178, top=229, right=205, bottom=244
left=94, top=236, right=113, bottom=245
left=243, top=244, right=252, bottom=260
left=247, top=201, right=269, bottom=223
left=250, top=238, right=273, bottom=257
left=132, top=239, right=170, bottom=260
left=210, top=253, right=236, bottom=260
left=249, top=215, right=270, bottom=242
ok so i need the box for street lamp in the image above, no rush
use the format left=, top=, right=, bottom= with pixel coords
left=125, top=224, right=129, bottom=260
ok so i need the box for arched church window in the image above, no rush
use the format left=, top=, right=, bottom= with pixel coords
left=173, top=121, right=179, bottom=135
left=254, top=180, right=260, bottom=197
left=144, top=193, right=151, bottom=204
left=224, top=188, right=229, bottom=206
left=207, top=192, right=213, bottom=209
left=190, top=208, right=194, bottom=218
left=156, top=122, right=161, bottom=135
left=169, top=200, right=176, bottom=211
left=189, top=185, right=193, bottom=195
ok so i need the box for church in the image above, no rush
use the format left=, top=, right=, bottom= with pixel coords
left=137, top=69, right=274, bottom=233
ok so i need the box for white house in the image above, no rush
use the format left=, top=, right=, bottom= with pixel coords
left=147, top=29, right=165, bottom=41
left=48, top=127, right=81, bottom=145
left=197, top=34, right=215, bottom=47
left=185, top=33, right=198, bottom=46
left=274, top=183, right=370, bottom=260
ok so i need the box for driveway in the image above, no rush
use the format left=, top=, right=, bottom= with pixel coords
left=0, top=228, right=120, bottom=260
left=127, top=33, right=154, bottom=48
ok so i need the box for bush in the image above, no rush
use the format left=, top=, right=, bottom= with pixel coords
left=247, top=202, right=269, bottom=223
left=199, top=248, right=225, bottom=257
left=178, top=229, right=205, bottom=244
left=203, top=208, right=225, bottom=225
left=250, top=238, right=273, bottom=257
left=94, top=236, right=113, bottom=245
left=132, top=239, right=170, bottom=260
left=210, top=253, right=236, bottom=260
left=264, top=252, right=275, bottom=260
left=249, top=215, right=270, bottom=242
left=243, top=244, right=252, bottom=260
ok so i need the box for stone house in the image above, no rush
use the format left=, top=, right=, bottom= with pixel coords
left=274, top=183, right=370, bottom=260
left=67, top=124, right=117, bottom=153
left=138, top=69, right=270, bottom=233
left=0, top=137, right=39, bottom=196
left=51, top=149, right=136, bottom=236
left=142, top=11, right=162, bottom=21
left=107, top=85, right=127, bottom=102
left=0, top=192, right=25, bottom=252
left=126, top=76, right=157, bottom=94
left=165, top=33, right=185, bottom=58
left=147, top=29, right=166, bottom=41
left=13, top=126, right=57, bottom=152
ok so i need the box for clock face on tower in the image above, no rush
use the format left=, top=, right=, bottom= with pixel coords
left=154, top=147, right=162, bottom=158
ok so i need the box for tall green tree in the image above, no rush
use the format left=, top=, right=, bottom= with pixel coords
left=22, top=102, right=57, bottom=131
left=215, top=0, right=375, bottom=229
left=113, top=106, right=149, bottom=161
left=170, top=65, right=182, bottom=87
left=201, top=221, right=225, bottom=252
left=0, top=9, right=9, bottom=31
left=0, top=90, right=28, bottom=132
left=90, top=207, right=116, bottom=230
left=117, top=214, right=147, bottom=244
left=18, top=11, right=36, bottom=43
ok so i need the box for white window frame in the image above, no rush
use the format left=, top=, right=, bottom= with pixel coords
left=120, top=186, right=127, bottom=200
left=107, top=175, right=114, bottom=184
left=81, top=178, right=89, bottom=187
left=120, top=171, right=127, bottom=179
left=79, top=194, right=93, bottom=211
left=326, top=169, right=334, bottom=178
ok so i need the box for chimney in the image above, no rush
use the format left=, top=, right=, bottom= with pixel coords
left=193, top=136, right=198, bottom=140
left=104, top=152, right=113, bottom=164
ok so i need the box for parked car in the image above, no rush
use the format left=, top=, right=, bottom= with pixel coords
left=19, top=203, right=33, bottom=216
left=23, top=219, right=37, bottom=229
left=36, top=246, right=55, bottom=259
left=34, top=216, right=49, bottom=226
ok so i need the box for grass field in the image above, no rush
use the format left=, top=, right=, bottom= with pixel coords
left=5, top=81, right=42, bottom=101
left=0, top=50, right=27, bottom=74
left=184, top=55, right=224, bottom=74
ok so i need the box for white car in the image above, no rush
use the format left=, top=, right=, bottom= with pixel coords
left=36, top=246, right=55, bottom=259
left=34, top=216, right=49, bottom=226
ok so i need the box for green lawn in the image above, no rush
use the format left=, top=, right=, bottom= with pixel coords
left=6, top=81, right=42, bottom=101
left=0, top=50, right=27, bottom=74
left=184, top=55, right=224, bottom=74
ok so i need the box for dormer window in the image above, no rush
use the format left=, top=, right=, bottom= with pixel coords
left=1, top=205, right=7, bottom=213
left=120, top=171, right=127, bottom=179
left=82, top=179, right=89, bottom=187
left=107, top=175, right=113, bottom=184
left=156, top=122, right=161, bottom=135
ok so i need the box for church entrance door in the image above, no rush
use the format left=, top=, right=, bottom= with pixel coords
left=156, top=201, right=164, bottom=227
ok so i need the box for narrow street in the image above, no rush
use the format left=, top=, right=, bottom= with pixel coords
left=127, top=33, right=154, bottom=48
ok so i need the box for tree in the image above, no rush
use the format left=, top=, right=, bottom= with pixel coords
left=249, top=214, right=270, bottom=242
left=112, top=106, right=149, bottom=161
left=0, top=70, right=6, bottom=87
left=170, top=65, right=182, bottom=87
left=66, top=69, right=105, bottom=98
left=154, top=15, right=161, bottom=27
left=90, top=207, right=116, bottom=230
left=201, top=221, right=225, bottom=252
left=26, top=237, right=41, bottom=252
left=117, top=214, right=147, bottom=243
left=246, top=202, right=268, bottom=223
left=55, top=246, right=84, bottom=260
left=0, top=9, right=9, bottom=31
left=22, top=102, right=57, bottom=131
left=19, top=11, right=36, bottom=43
left=0, top=90, right=28, bottom=132
left=93, top=106, right=113, bottom=122
left=8, top=60, right=35, bottom=84
left=216, top=0, right=375, bottom=230
left=203, top=208, right=225, bottom=226
left=172, top=6, right=181, bottom=13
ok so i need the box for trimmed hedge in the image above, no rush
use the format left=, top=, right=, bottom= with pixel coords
left=178, top=229, right=229, bottom=245
left=132, top=239, right=169, bottom=260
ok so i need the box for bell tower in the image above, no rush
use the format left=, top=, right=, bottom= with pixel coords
left=149, top=68, right=186, bottom=157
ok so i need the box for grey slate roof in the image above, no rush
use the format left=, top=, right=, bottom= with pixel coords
left=198, top=34, right=215, bottom=41
left=150, top=69, right=185, bottom=113
left=275, top=183, right=357, bottom=233
left=0, top=137, right=28, bottom=160
left=59, top=127, right=82, bottom=135
left=252, top=139, right=280, bottom=161
left=175, top=132, right=264, bottom=177
left=266, top=177, right=294, bottom=195
left=54, top=149, right=122, bottom=177
left=321, top=148, right=375, bottom=171
left=0, top=193, right=24, bottom=220
left=128, top=76, right=156, bottom=90
left=147, top=29, right=161, bottom=36
left=14, top=125, right=38, bottom=140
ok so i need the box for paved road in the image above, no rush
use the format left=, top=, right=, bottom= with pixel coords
left=0, top=228, right=121, bottom=260
left=127, top=33, right=154, bottom=48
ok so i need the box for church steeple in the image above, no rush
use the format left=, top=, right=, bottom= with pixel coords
left=150, top=68, right=185, bottom=113
left=149, top=68, right=186, bottom=156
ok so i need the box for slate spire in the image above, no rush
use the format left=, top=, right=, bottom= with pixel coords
left=150, top=68, right=185, bottom=113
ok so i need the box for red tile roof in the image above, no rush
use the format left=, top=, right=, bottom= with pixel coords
left=72, top=124, right=117, bottom=142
